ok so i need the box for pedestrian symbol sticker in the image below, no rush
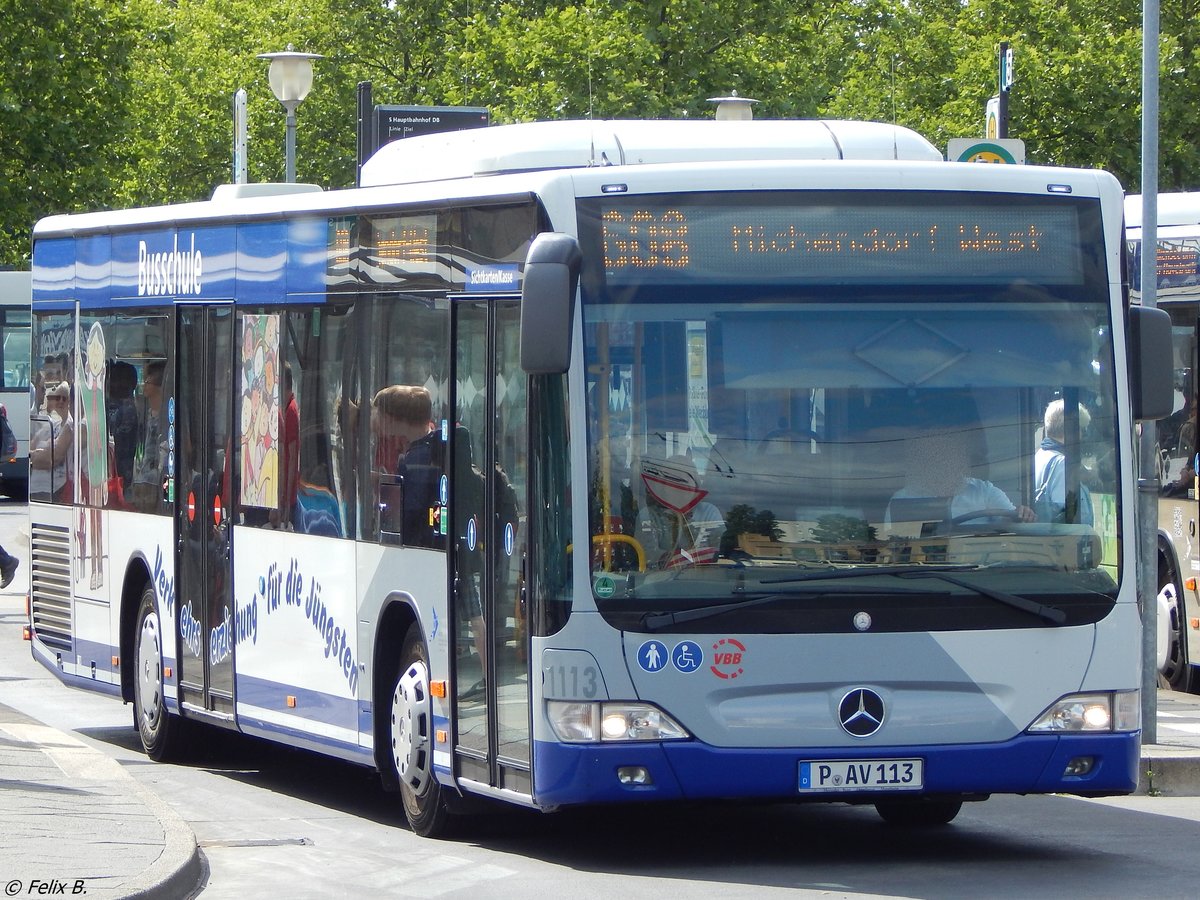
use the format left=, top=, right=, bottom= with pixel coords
left=672, top=641, right=703, bottom=673
left=637, top=640, right=669, bottom=673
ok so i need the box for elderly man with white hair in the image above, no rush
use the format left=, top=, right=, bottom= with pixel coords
left=1034, top=399, right=1094, bottom=525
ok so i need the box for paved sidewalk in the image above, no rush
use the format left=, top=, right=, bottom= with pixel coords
left=0, top=701, right=200, bottom=900
left=1139, top=688, right=1200, bottom=795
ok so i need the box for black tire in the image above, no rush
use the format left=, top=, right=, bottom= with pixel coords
left=390, top=623, right=454, bottom=837
left=132, top=584, right=182, bottom=761
left=1159, top=556, right=1193, bottom=692
left=875, top=798, right=963, bottom=827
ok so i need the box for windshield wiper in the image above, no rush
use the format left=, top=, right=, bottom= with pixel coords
left=641, top=591, right=830, bottom=632
left=893, top=570, right=1067, bottom=625
left=639, top=564, right=1066, bottom=631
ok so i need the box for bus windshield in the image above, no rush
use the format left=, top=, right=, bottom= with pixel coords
left=578, top=190, right=1119, bottom=633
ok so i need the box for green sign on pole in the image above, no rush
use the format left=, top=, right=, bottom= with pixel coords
left=946, top=138, right=1026, bottom=165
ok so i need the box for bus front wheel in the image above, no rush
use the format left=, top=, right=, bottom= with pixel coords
left=390, top=624, right=453, bottom=837
left=132, top=584, right=181, bottom=761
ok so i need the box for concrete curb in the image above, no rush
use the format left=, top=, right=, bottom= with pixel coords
left=118, top=777, right=203, bottom=900
left=0, top=713, right=202, bottom=900
left=1141, top=689, right=1200, bottom=796
left=1138, top=745, right=1200, bottom=796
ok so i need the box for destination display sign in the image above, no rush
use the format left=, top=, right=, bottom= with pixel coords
left=1156, top=240, right=1200, bottom=287
left=583, top=192, right=1092, bottom=287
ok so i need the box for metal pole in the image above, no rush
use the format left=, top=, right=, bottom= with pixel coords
left=356, top=80, right=373, bottom=188
left=232, top=88, right=248, bottom=185
left=997, top=42, right=1009, bottom=139
left=1139, top=0, right=1160, bottom=744
left=285, top=106, right=297, bottom=183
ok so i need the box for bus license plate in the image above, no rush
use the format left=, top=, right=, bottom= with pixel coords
left=799, top=758, right=923, bottom=792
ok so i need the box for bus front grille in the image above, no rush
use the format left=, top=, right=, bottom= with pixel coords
left=30, top=523, right=72, bottom=652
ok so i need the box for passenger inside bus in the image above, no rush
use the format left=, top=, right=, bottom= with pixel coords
left=272, top=363, right=300, bottom=529
left=30, top=380, right=73, bottom=503
left=1034, top=399, right=1095, bottom=524
left=130, top=361, right=166, bottom=512
left=373, top=384, right=445, bottom=548
left=106, top=361, right=139, bottom=494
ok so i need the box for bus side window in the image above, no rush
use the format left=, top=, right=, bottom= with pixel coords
left=363, top=293, right=449, bottom=545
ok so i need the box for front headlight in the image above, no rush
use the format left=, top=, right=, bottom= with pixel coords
left=1026, top=691, right=1140, bottom=733
left=547, top=700, right=690, bottom=743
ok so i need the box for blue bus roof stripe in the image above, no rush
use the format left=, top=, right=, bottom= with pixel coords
left=32, top=221, right=328, bottom=305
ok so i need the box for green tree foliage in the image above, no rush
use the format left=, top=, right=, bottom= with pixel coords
left=721, top=504, right=783, bottom=556
left=0, top=0, right=137, bottom=265
left=3, top=0, right=1199, bottom=268
left=115, top=0, right=351, bottom=205
left=810, top=514, right=877, bottom=544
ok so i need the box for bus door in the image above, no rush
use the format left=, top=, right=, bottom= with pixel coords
left=175, top=304, right=236, bottom=721
left=449, top=296, right=531, bottom=794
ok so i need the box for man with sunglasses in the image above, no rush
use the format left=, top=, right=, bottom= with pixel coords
left=30, top=381, right=74, bottom=505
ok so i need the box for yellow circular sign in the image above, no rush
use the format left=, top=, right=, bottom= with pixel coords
left=955, top=142, right=1017, bottom=165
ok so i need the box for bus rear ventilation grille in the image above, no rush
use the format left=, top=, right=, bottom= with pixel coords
left=30, top=523, right=72, bottom=652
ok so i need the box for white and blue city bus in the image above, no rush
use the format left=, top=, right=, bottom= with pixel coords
left=1127, top=192, right=1200, bottom=693
left=0, top=270, right=32, bottom=496
left=27, top=117, right=1170, bottom=835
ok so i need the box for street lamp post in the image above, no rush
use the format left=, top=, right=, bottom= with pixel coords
left=257, top=46, right=323, bottom=183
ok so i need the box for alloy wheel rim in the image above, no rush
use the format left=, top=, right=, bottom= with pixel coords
left=391, top=659, right=431, bottom=795
left=136, top=611, right=163, bottom=731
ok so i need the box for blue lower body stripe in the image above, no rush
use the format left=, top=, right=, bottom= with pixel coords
left=533, top=731, right=1139, bottom=809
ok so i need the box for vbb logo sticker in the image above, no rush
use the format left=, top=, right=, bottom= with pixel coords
left=710, top=637, right=746, bottom=679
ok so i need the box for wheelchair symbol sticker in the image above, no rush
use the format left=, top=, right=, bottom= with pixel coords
left=672, top=641, right=703, bottom=673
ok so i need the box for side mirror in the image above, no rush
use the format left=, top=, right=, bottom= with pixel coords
left=520, top=232, right=581, bottom=375
left=1128, top=305, right=1173, bottom=421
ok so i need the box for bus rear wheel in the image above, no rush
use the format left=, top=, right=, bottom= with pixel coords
left=132, top=584, right=181, bottom=761
left=390, top=624, right=453, bottom=837
left=874, top=798, right=963, bottom=827
left=1159, top=556, right=1193, bottom=692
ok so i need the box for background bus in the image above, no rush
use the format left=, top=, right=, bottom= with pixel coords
left=1127, top=192, right=1200, bottom=693
left=28, top=118, right=1167, bottom=836
left=0, top=271, right=31, bottom=497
